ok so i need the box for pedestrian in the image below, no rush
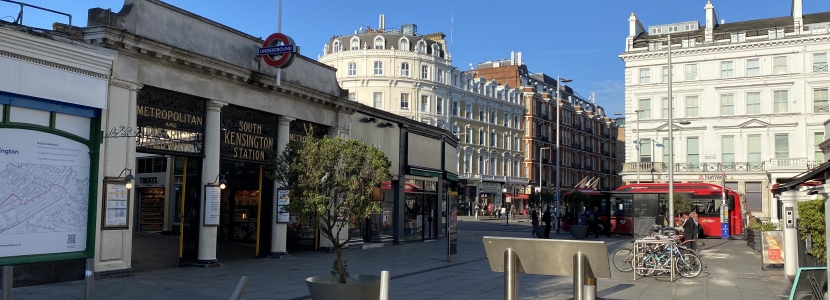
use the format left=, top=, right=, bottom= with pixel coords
left=587, top=206, right=599, bottom=238
left=681, top=212, right=696, bottom=250
left=542, top=207, right=552, bottom=238
left=531, top=209, right=539, bottom=237
left=690, top=211, right=700, bottom=251
left=501, top=206, right=507, bottom=220
left=746, top=211, right=759, bottom=226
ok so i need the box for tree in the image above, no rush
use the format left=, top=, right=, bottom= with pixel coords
left=528, top=190, right=554, bottom=210
left=667, top=192, right=693, bottom=216
left=566, top=191, right=592, bottom=220
left=266, top=132, right=391, bottom=284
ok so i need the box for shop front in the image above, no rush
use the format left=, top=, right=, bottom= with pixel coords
left=478, top=182, right=504, bottom=216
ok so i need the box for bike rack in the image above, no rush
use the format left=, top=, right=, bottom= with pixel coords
left=633, top=239, right=675, bottom=282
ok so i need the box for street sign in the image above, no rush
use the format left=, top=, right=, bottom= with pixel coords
left=259, top=33, right=297, bottom=68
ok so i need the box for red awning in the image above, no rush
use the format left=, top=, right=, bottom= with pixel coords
left=503, top=193, right=514, bottom=198
left=516, top=194, right=530, bottom=200
left=381, top=181, right=422, bottom=192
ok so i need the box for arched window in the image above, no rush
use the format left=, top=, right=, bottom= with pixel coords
left=505, top=134, right=511, bottom=150
left=333, top=40, right=341, bottom=52
left=478, top=155, right=485, bottom=175
left=464, top=125, right=472, bottom=144
left=478, top=128, right=485, bottom=145
left=489, top=153, right=497, bottom=175
left=490, top=132, right=497, bottom=147
left=323, top=44, right=329, bottom=54
left=452, top=122, right=459, bottom=134
left=347, top=62, right=357, bottom=76
left=514, top=135, right=520, bottom=151
left=432, top=44, right=440, bottom=57
left=350, top=37, right=360, bottom=50
left=398, top=38, right=409, bottom=51
left=374, top=36, right=384, bottom=49
left=513, top=156, right=521, bottom=177
left=464, top=149, right=473, bottom=173
left=504, top=154, right=510, bottom=176
left=417, top=40, right=426, bottom=53
left=400, top=62, right=410, bottom=77
left=421, top=65, right=429, bottom=79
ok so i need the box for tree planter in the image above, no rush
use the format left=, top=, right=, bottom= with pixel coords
left=746, top=229, right=762, bottom=253
left=307, top=275, right=381, bottom=300
left=569, top=225, right=589, bottom=239
left=534, top=225, right=546, bottom=238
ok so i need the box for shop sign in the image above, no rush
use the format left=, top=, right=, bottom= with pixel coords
left=136, top=172, right=166, bottom=188
left=259, top=33, right=297, bottom=68
left=136, top=88, right=205, bottom=155
left=698, top=174, right=732, bottom=180
left=289, top=119, right=328, bottom=145
left=481, top=182, right=500, bottom=189
left=407, top=133, right=442, bottom=170
left=220, top=106, right=277, bottom=162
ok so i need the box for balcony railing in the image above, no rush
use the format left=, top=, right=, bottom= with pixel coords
left=602, top=151, right=610, bottom=156
left=572, top=124, right=582, bottom=130
left=540, top=114, right=549, bottom=120
left=572, top=143, right=582, bottom=150
left=586, top=128, right=593, bottom=134
left=536, top=135, right=549, bottom=142
left=602, top=133, right=610, bottom=139
left=584, top=165, right=594, bottom=171
left=507, top=176, right=529, bottom=184
left=585, top=146, right=593, bottom=153
left=542, top=158, right=550, bottom=164
left=571, top=163, right=582, bottom=169
left=602, top=168, right=610, bottom=174
left=620, top=159, right=820, bottom=173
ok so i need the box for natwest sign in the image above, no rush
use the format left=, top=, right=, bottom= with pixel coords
left=259, top=33, right=297, bottom=68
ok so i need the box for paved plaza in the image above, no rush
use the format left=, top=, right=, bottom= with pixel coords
left=10, top=217, right=792, bottom=300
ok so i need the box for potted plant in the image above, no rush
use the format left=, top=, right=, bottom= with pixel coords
left=566, top=191, right=591, bottom=239
left=528, top=191, right=550, bottom=238
left=267, top=131, right=391, bottom=300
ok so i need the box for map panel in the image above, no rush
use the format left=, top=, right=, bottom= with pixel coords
left=0, top=129, right=90, bottom=257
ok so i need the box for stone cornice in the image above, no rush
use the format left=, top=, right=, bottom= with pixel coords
left=0, top=26, right=113, bottom=79
left=84, top=26, right=359, bottom=114
left=620, top=34, right=830, bottom=62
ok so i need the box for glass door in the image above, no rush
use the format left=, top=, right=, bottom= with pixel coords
left=422, top=195, right=437, bottom=240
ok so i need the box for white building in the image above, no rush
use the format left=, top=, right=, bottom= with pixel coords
left=619, top=0, right=830, bottom=222
left=318, top=16, right=529, bottom=212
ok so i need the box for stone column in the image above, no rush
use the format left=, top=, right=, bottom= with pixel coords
left=769, top=177, right=780, bottom=223
left=197, top=100, right=226, bottom=266
left=779, top=190, right=799, bottom=281
left=270, top=116, right=294, bottom=258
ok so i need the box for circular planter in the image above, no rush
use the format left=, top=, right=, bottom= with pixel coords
left=307, top=274, right=381, bottom=300
left=569, top=225, right=589, bottom=239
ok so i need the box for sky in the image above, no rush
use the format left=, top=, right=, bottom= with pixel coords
left=4, top=0, right=830, bottom=116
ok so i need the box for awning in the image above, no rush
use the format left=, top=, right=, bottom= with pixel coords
left=516, top=194, right=530, bottom=200
left=381, top=181, right=423, bottom=192
left=771, top=161, right=830, bottom=194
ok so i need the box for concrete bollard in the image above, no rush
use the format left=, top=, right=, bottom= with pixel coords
left=583, top=284, right=596, bottom=300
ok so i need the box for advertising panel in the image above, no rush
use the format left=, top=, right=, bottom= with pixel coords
left=0, top=129, right=90, bottom=257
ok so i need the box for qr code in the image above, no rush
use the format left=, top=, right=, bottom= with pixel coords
left=67, top=234, right=76, bottom=244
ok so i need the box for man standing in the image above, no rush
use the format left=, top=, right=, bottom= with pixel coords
left=542, top=207, right=552, bottom=239
left=681, top=212, right=696, bottom=250
left=587, top=206, right=599, bottom=238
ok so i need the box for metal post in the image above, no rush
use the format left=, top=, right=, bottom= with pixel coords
left=584, top=284, right=597, bottom=300
left=504, top=248, right=518, bottom=300
left=83, top=258, right=94, bottom=300
left=573, top=252, right=587, bottom=300
left=229, top=276, right=249, bottom=300
left=379, top=270, right=390, bottom=300
left=667, top=34, right=675, bottom=226
left=555, top=77, right=561, bottom=232
left=2, top=266, right=11, bottom=300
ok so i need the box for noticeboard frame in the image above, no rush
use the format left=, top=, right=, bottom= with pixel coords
left=101, top=179, right=131, bottom=230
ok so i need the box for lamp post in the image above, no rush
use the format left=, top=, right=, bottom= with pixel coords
left=539, top=147, right=550, bottom=210
left=667, top=33, right=675, bottom=226
left=555, top=77, right=572, bottom=230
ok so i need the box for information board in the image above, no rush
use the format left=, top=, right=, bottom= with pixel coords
left=632, top=194, right=659, bottom=217
left=103, top=182, right=130, bottom=229
left=277, top=189, right=290, bottom=223
left=204, top=186, right=221, bottom=226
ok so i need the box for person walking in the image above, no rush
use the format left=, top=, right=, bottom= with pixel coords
left=690, top=211, right=700, bottom=251
left=530, top=209, right=539, bottom=237
left=586, top=206, right=599, bottom=238
left=542, top=207, right=552, bottom=239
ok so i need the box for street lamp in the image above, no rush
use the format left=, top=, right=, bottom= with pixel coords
left=554, top=77, right=572, bottom=229
left=539, top=147, right=550, bottom=209
left=615, top=110, right=644, bottom=183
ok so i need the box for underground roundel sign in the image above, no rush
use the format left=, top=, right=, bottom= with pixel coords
left=259, top=33, right=297, bottom=68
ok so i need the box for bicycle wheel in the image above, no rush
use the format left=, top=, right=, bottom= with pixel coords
left=634, top=253, right=653, bottom=276
left=613, top=248, right=634, bottom=272
left=675, top=253, right=702, bottom=278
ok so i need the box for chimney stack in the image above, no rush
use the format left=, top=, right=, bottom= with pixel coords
left=627, top=12, right=645, bottom=52
left=379, top=14, right=386, bottom=32
left=704, top=0, right=716, bottom=42
left=511, top=51, right=515, bottom=64
left=793, top=0, right=803, bottom=33
left=517, top=52, right=523, bottom=65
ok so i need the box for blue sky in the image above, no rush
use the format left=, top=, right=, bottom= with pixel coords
left=4, top=0, right=829, bottom=116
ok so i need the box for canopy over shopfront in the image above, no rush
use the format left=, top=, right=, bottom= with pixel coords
left=771, top=161, right=830, bottom=195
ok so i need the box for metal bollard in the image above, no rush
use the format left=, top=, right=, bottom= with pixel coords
left=583, top=284, right=596, bottom=300
left=378, top=270, right=390, bottom=300
left=573, top=252, right=587, bottom=300
left=504, top=248, right=518, bottom=300
left=83, top=259, right=94, bottom=300
left=2, top=266, right=12, bottom=300
left=229, top=276, right=248, bottom=300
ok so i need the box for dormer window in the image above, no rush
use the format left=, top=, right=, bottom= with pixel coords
left=417, top=40, right=426, bottom=53
left=350, top=37, right=360, bottom=50
left=667, top=26, right=677, bottom=33
left=431, top=44, right=440, bottom=57
left=730, top=32, right=746, bottom=43
left=651, top=27, right=662, bottom=35
left=333, top=40, right=341, bottom=52
left=398, top=37, right=410, bottom=51
left=684, top=23, right=697, bottom=31
left=374, top=36, right=385, bottom=49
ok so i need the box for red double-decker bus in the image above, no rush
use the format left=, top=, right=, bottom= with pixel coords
left=613, top=183, right=744, bottom=237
